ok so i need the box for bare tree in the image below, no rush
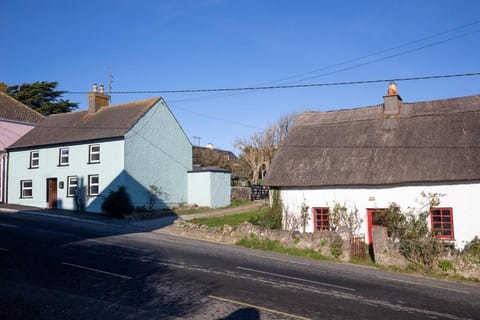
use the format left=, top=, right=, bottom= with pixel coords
left=235, top=112, right=299, bottom=184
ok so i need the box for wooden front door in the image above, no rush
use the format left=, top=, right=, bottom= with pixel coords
left=46, top=178, right=58, bottom=208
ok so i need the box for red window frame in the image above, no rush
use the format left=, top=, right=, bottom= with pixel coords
left=430, top=207, right=454, bottom=240
left=313, top=207, right=330, bottom=231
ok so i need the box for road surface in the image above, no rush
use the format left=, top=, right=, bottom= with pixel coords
left=1, top=211, right=479, bottom=319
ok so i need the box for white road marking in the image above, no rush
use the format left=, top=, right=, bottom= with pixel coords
left=237, top=266, right=356, bottom=291
left=0, top=223, right=20, bottom=229
left=209, top=295, right=313, bottom=320
left=378, top=276, right=470, bottom=294
left=0, top=248, right=8, bottom=251
left=61, top=262, right=132, bottom=280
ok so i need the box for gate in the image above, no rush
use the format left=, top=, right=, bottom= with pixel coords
left=350, top=234, right=366, bottom=259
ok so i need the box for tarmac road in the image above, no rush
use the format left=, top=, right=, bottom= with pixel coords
left=1, top=211, right=479, bottom=319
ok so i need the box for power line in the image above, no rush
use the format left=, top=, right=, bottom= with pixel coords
left=150, top=20, right=480, bottom=104
left=66, top=72, right=480, bottom=95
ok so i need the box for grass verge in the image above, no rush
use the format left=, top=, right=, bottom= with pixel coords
left=191, top=207, right=269, bottom=227
left=236, top=234, right=330, bottom=261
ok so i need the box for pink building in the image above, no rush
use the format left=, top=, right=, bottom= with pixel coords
left=0, top=84, right=45, bottom=202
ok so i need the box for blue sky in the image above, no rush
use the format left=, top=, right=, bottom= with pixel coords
left=2, top=0, right=480, bottom=152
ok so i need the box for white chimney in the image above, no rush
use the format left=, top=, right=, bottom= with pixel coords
left=383, top=81, right=402, bottom=116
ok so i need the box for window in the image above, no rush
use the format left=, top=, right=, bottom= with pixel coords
left=88, top=175, right=99, bottom=196
left=59, top=148, right=69, bottom=166
left=30, top=151, right=39, bottom=168
left=313, top=207, right=330, bottom=231
left=67, top=176, right=78, bottom=197
left=88, top=144, right=100, bottom=163
left=431, top=208, right=454, bottom=240
left=21, top=180, right=33, bottom=198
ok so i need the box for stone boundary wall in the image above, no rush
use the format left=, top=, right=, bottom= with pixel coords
left=231, top=187, right=251, bottom=201
left=372, top=226, right=480, bottom=279
left=170, top=221, right=479, bottom=278
left=172, top=220, right=351, bottom=261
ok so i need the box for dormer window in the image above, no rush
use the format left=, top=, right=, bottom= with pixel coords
left=89, top=144, right=100, bottom=164
left=59, top=148, right=69, bottom=166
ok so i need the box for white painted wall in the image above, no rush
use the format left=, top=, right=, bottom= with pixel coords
left=188, top=171, right=231, bottom=208
left=279, top=183, right=480, bottom=248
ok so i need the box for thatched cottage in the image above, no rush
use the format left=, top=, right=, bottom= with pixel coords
left=263, top=83, right=480, bottom=248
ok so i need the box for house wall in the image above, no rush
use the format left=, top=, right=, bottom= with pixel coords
left=7, top=140, right=125, bottom=212
left=124, top=99, right=192, bottom=209
left=188, top=171, right=231, bottom=208
left=0, top=120, right=36, bottom=203
left=279, top=182, right=480, bottom=248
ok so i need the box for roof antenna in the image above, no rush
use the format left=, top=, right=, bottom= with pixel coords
left=108, top=67, right=114, bottom=103
left=192, top=136, right=202, bottom=146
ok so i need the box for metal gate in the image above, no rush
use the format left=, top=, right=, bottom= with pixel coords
left=350, top=234, right=366, bottom=259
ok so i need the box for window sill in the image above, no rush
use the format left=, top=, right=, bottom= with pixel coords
left=57, top=164, right=69, bottom=167
left=28, top=167, right=39, bottom=170
left=87, top=162, right=101, bottom=165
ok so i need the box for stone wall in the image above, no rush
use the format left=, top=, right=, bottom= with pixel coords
left=372, top=226, right=480, bottom=279
left=171, top=220, right=351, bottom=261
left=231, top=187, right=251, bottom=201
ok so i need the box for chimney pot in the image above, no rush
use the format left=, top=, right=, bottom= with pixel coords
left=387, top=81, right=398, bottom=96
left=93, top=83, right=98, bottom=93
left=99, top=85, right=104, bottom=93
left=383, top=82, right=402, bottom=116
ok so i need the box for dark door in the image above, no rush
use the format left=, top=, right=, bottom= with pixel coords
left=46, top=178, right=58, bottom=208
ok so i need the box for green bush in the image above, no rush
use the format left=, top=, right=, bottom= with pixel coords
left=101, top=186, right=134, bottom=218
left=438, top=259, right=454, bottom=272
left=249, top=189, right=282, bottom=229
left=330, top=235, right=343, bottom=259
left=464, top=236, right=480, bottom=264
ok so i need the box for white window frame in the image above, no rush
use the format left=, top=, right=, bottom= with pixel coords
left=59, top=148, right=69, bottom=166
left=30, top=151, right=39, bottom=168
left=21, top=180, right=33, bottom=198
left=88, top=174, right=99, bottom=196
left=67, top=176, right=78, bottom=197
left=89, top=144, right=100, bottom=163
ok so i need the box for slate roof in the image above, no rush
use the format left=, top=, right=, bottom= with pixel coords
left=0, top=92, right=45, bottom=124
left=263, top=94, right=480, bottom=187
left=8, top=97, right=161, bottom=150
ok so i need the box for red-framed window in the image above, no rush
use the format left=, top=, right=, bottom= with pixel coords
left=313, top=207, right=330, bottom=231
left=430, top=208, right=454, bottom=240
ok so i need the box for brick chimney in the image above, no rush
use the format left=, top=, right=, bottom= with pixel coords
left=87, top=83, right=110, bottom=114
left=0, top=82, right=7, bottom=94
left=383, top=81, right=402, bottom=116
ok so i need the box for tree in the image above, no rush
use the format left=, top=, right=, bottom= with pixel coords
left=235, top=112, right=298, bottom=184
left=8, top=81, right=78, bottom=115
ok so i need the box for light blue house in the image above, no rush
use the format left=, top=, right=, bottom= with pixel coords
left=7, top=87, right=193, bottom=212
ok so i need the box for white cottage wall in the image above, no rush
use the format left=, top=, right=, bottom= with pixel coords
left=280, top=182, right=480, bottom=248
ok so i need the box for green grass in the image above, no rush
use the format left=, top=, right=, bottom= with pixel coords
left=190, top=207, right=269, bottom=227
left=236, top=234, right=330, bottom=261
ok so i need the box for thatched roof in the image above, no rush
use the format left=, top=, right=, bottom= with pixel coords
left=0, top=92, right=45, bottom=124
left=8, top=97, right=160, bottom=150
left=263, top=94, right=480, bottom=187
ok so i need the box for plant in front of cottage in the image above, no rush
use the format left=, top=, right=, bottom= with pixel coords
left=101, top=186, right=134, bottom=218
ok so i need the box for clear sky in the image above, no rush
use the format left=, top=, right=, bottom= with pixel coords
left=2, top=0, right=480, bottom=152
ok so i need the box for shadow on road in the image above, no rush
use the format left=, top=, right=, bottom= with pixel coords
left=218, top=307, right=260, bottom=320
